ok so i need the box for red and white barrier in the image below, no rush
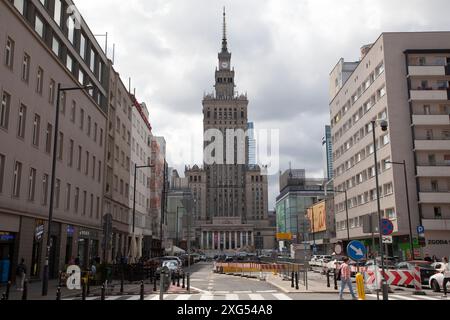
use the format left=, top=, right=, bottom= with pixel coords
left=365, top=269, right=418, bottom=287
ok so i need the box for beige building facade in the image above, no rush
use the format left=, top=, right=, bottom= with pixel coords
left=330, top=32, right=450, bottom=259
left=0, top=0, right=108, bottom=280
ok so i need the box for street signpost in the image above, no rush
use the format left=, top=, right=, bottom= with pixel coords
left=417, top=226, right=426, bottom=247
left=381, top=219, right=394, bottom=236
left=347, top=241, right=367, bottom=261
left=382, top=236, right=393, bottom=244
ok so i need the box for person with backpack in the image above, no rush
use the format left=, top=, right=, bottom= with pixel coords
left=16, top=258, right=27, bottom=291
left=339, top=257, right=357, bottom=300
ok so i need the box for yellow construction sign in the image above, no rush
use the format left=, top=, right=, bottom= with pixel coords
left=277, top=233, right=293, bottom=241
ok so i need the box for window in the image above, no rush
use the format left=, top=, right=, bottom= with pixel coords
left=55, top=179, right=61, bottom=208
left=78, top=70, right=84, bottom=85
left=66, top=54, right=73, bottom=72
left=96, top=197, right=100, bottom=219
left=54, top=0, right=62, bottom=25
left=90, top=49, right=96, bottom=73
left=98, top=161, right=101, bottom=183
left=12, top=161, right=22, bottom=197
left=42, top=174, right=49, bottom=205
left=82, top=191, right=87, bottom=216
left=80, top=34, right=86, bottom=59
left=45, top=124, right=52, bottom=153
left=68, top=139, right=74, bottom=167
left=70, top=101, right=76, bottom=123
left=90, top=194, right=94, bottom=217
left=58, top=132, right=64, bottom=160
left=85, top=151, right=89, bottom=175
left=100, top=129, right=103, bottom=147
left=74, top=187, right=80, bottom=213
left=434, top=207, right=442, bottom=219
left=384, top=183, right=393, bottom=196
left=431, top=180, right=439, bottom=192
left=87, top=116, right=91, bottom=136
left=52, top=37, right=60, bottom=56
left=49, top=79, right=56, bottom=104
left=77, top=146, right=82, bottom=170
left=5, top=37, right=15, bottom=69
left=13, top=0, right=24, bottom=14
left=426, top=129, right=433, bottom=140
left=1, top=91, right=11, bottom=129
left=429, top=154, right=436, bottom=166
left=386, top=208, right=396, bottom=220
left=17, top=104, right=27, bottom=138
left=66, top=184, right=71, bottom=211
left=94, top=123, right=98, bottom=142
left=35, top=15, right=44, bottom=38
left=382, top=134, right=390, bottom=146
left=0, top=154, right=5, bottom=193
left=68, top=17, right=75, bottom=44
left=32, top=114, right=40, bottom=146
left=80, top=108, right=84, bottom=130
left=424, top=105, right=431, bottom=115
left=92, top=156, right=96, bottom=179
left=22, top=53, right=30, bottom=82
left=28, top=168, right=37, bottom=201
left=36, top=67, right=44, bottom=94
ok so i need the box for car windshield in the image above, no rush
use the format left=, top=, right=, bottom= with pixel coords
left=163, top=261, right=178, bottom=268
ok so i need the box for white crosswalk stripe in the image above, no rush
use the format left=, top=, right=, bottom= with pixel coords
left=200, top=294, right=215, bottom=300
left=175, top=295, right=192, bottom=300
left=249, top=294, right=264, bottom=300
left=225, top=294, right=239, bottom=300
left=273, top=293, right=293, bottom=301
left=105, top=296, right=123, bottom=301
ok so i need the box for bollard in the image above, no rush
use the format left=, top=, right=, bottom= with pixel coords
left=295, top=272, right=299, bottom=290
left=81, top=279, right=86, bottom=300
left=22, top=280, right=28, bottom=300
left=87, top=277, right=90, bottom=296
left=177, top=274, right=180, bottom=287
left=120, top=271, right=124, bottom=294
left=291, top=272, right=295, bottom=288
left=140, top=281, right=145, bottom=300
left=153, top=276, right=157, bottom=292
left=187, top=273, right=190, bottom=293
left=356, top=273, right=366, bottom=300
left=182, top=274, right=185, bottom=289
left=56, top=287, right=62, bottom=301
left=6, top=281, right=11, bottom=300
left=172, top=273, right=176, bottom=286
left=101, top=284, right=106, bottom=300
left=1, top=293, right=6, bottom=300
left=334, top=270, right=338, bottom=290
left=327, top=271, right=331, bottom=288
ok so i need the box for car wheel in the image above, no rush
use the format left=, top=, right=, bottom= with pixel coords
left=431, top=280, right=440, bottom=293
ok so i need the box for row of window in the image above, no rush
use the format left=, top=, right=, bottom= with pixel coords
left=7, top=0, right=106, bottom=108
left=335, top=183, right=394, bottom=214
left=0, top=154, right=100, bottom=218
left=332, top=62, right=385, bottom=129
left=205, top=108, right=246, bottom=121
left=336, top=208, right=396, bottom=231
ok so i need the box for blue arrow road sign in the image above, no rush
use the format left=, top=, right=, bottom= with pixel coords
left=347, top=241, right=367, bottom=261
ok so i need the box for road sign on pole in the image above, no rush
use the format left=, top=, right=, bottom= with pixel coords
left=381, top=219, right=394, bottom=236
left=382, top=236, right=393, bottom=244
left=347, top=241, right=367, bottom=261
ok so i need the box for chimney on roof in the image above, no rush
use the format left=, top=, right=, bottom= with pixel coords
left=360, top=44, right=373, bottom=60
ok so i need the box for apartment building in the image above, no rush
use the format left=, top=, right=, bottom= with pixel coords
left=129, top=98, right=153, bottom=259
left=329, top=32, right=450, bottom=259
left=103, top=67, right=132, bottom=263
left=0, top=0, right=108, bottom=281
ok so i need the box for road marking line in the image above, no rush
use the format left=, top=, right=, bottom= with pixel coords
left=190, top=286, right=209, bottom=294
left=215, top=291, right=230, bottom=294
left=226, top=294, right=239, bottom=300
left=235, top=291, right=252, bottom=294
left=200, top=294, right=215, bottom=300
left=273, top=293, right=293, bottom=301
left=175, top=295, right=192, bottom=300
left=105, top=296, right=122, bottom=300
left=86, top=297, right=99, bottom=300
left=389, top=295, right=416, bottom=301
left=145, top=295, right=159, bottom=300
left=367, top=294, right=399, bottom=301
left=249, top=294, right=265, bottom=300
left=126, top=295, right=141, bottom=300
left=257, top=290, right=278, bottom=293
left=408, top=295, right=442, bottom=301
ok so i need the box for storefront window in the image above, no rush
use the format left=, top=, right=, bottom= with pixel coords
left=0, top=232, right=16, bottom=284
left=31, top=221, right=44, bottom=278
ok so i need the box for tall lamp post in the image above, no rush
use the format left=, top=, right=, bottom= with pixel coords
left=371, top=120, right=389, bottom=301
left=42, top=84, right=93, bottom=296
left=132, top=163, right=155, bottom=261
left=386, top=160, right=415, bottom=260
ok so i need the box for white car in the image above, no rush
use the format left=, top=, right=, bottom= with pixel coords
left=429, top=272, right=450, bottom=292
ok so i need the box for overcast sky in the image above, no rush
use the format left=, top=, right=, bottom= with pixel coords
left=76, top=0, right=450, bottom=208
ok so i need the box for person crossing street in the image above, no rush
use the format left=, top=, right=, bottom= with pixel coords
left=439, top=257, right=450, bottom=299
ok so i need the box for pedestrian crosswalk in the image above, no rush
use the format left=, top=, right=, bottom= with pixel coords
left=366, top=294, right=445, bottom=301
left=64, top=292, right=293, bottom=301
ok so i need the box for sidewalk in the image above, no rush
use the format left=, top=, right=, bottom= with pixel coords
left=265, top=272, right=347, bottom=294
left=1, top=278, right=195, bottom=300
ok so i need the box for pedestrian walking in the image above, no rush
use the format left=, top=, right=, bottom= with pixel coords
left=339, top=257, right=357, bottom=300
left=16, top=259, right=27, bottom=291
left=439, top=257, right=450, bottom=299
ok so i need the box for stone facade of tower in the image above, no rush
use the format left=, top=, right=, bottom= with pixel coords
left=186, top=11, right=275, bottom=253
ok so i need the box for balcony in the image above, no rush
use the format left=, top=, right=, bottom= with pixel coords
left=417, top=166, right=450, bottom=177
left=419, top=192, right=450, bottom=204
left=408, top=66, right=446, bottom=76
left=423, top=219, right=450, bottom=231
left=415, top=140, right=450, bottom=151
left=410, top=89, right=449, bottom=101
left=412, top=115, right=450, bottom=126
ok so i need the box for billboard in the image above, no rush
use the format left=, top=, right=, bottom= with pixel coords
left=306, top=201, right=327, bottom=233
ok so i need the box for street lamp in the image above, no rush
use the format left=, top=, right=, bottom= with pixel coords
left=371, top=119, right=389, bottom=301
left=42, top=84, right=94, bottom=296
left=386, top=160, right=415, bottom=261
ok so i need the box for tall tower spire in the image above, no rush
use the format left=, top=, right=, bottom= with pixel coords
left=222, top=7, right=228, bottom=52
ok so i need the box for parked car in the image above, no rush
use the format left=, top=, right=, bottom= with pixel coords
left=365, top=259, right=397, bottom=270
left=429, top=271, right=450, bottom=292
left=199, top=255, right=207, bottom=262
left=395, top=261, right=436, bottom=286
left=155, top=260, right=184, bottom=279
